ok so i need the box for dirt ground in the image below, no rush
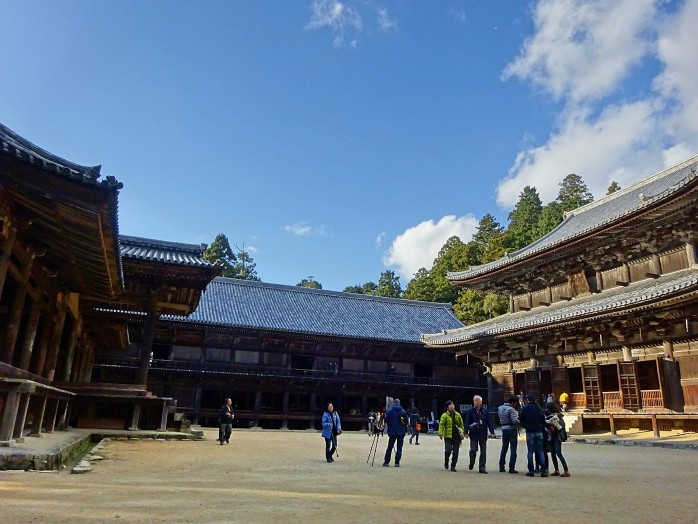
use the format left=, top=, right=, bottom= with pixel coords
left=2, top=429, right=697, bottom=523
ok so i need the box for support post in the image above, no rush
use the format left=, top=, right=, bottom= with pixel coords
left=0, top=388, right=21, bottom=446
left=45, top=397, right=59, bottom=433
left=309, top=391, right=317, bottom=430
left=159, top=400, right=169, bottom=431
left=12, top=392, right=31, bottom=441
left=651, top=414, right=660, bottom=438
left=609, top=414, right=616, bottom=436
left=253, top=389, right=262, bottom=428
left=29, top=393, right=48, bottom=437
left=281, top=388, right=290, bottom=429
left=136, top=293, right=159, bottom=385
left=2, top=249, right=34, bottom=364
left=129, top=401, right=142, bottom=431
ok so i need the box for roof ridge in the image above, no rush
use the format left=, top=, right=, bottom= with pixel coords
left=211, top=276, right=454, bottom=308
left=565, top=154, right=698, bottom=217
left=120, top=235, right=206, bottom=254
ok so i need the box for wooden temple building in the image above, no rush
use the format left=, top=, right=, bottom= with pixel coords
left=424, top=156, right=698, bottom=434
left=95, top=276, right=478, bottom=430
left=1, top=122, right=480, bottom=444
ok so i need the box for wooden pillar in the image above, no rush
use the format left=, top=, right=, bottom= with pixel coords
left=129, top=401, right=142, bottom=431
left=158, top=400, right=169, bottom=431
left=44, top=397, right=60, bottom=433
left=595, top=270, right=604, bottom=292
left=17, top=292, right=43, bottom=370
left=43, top=298, right=68, bottom=380
left=2, top=248, right=35, bottom=364
left=81, top=348, right=95, bottom=383
left=32, top=308, right=55, bottom=376
left=136, top=293, right=159, bottom=385
left=0, top=225, right=17, bottom=300
left=509, top=294, right=514, bottom=313
left=12, top=392, right=32, bottom=440
left=663, top=340, right=674, bottom=360
left=253, top=389, right=262, bottom=428
left=0, top=387, right=21, bottom=446
left=192, top=385, right=202, bottom=425
left=686, top=240, right=697, bottom=266
left=609, top=414, right=616, bottom=436
left=29, top=393, right=48, bottom=437
left=587, top=351, right=596, bottom=364
left=361, top=394, right=368, bottom=431
left=281, top=388, right=290, bottom=429
left=651, top=414, right=660, bottom=438
left=56, top=398, right=70, bottom=429
left=622, top=346, right=632, bottom=362
left=651, top=254, right=662, bottom=276
left=61, top=319, right=80, bottom=382
left=309, top=391, right=317, bottom=430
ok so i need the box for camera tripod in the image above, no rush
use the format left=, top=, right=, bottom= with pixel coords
left=366, top=413, right=385, bottom=466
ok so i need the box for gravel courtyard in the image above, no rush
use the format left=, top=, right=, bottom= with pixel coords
left=2, top=429, right=697, bottom=523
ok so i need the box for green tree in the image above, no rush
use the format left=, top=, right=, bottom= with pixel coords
left=203, top=233, right=237, bottom=277
left=297, top=276, right=322, bottom=289
left=402, top=268, right=436, bottom=302
left=472, top=214, right=504, bottom=264
left=557, top=173, right=593, bottom=212
left=607, top=180, right=621, bottom=195
left=506, top=186, right=543, bottom=251
left=453, top=289, right=487, bottom=324
left=483, top=293, right=509, bottom=318
left=376, top=270, right=402, bottom=298
left=343, top=281, right=378, bottom=295
left=230, top=245, right=260, bottom=281
left=536, top=201, right=564, bottom=238
left=430, top=236, right=476, bottom=303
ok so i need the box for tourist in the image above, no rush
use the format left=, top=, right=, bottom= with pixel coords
left=321, top=403, right=342, bottom=463
left=559, top=391, right=569, bottom=412
left=438, top=400, right=464, bottom=472
left=520, top=393, right=548, bottom=477
left=498, top=395, right=520, bottom=473
left=367, top=410, right=375, bottom=435
left=409, top=405, right=422, bottom=445
left=546, top=399, right=570, bottom=477
left=464, top=395, right=496, bottom=473
left=218, top=398, right=234, bottom=445
left=383, top=398, right=408, bottom=467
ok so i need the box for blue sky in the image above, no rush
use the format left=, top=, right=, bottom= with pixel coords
left=2, top=1, right=697, bottom=292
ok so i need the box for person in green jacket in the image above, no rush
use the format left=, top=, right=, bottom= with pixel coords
left=438, top=400, right=465, bottom=472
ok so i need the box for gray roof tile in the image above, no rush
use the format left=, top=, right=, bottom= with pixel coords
left=449, top=155, right=698, bottom=281
left=172, top=277, right=464, bottom=343
left=424, top=268, right=698, bottom=346
left=120, top=235, right=212, bottom=268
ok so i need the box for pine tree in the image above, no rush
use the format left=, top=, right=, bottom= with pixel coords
left=203, top=233, right=237, bottom=277
left=557, top=173, right=593, bottom=211
left=472, top=213, right=504, bottom=264
left=607, top=181, right=621, bottom=195
left=376, top=270, right=402, bottom=298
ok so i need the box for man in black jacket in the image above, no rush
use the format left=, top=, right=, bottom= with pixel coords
left=519, top=393, right=548, bottom=477
left=464, top=395, right=495, bottom=473
left=218, top=398, right=234, bottom=445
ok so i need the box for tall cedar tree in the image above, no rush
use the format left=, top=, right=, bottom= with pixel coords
left=506, top=186, right=543, bottom=251
left=203, top=233, right=237, bottom=277
left=343, top=282, right=378, bottom=295
left=232, top=248, right=261, bottom=281
left=376, top=270, right=402, bottom=298
left=473, top=213, right=504, bottom=264
left=557, top=173, right=594, bottom=211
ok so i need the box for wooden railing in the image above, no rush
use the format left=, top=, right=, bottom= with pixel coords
left=641, top=389, right=664, bottom=408
left=603, top=391, right=623, bottom=410
left=570, top=393, right=586, bottom=409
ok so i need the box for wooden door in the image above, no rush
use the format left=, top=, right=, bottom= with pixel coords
left=525, top=370, right=540, bottom=396
left=618, top=361, right=641, bottom=410
left=502, top=373, right=515, bottom=398
left=582, top=364, right=602, bottom=411
left=551, top=367, right=569, bottom=401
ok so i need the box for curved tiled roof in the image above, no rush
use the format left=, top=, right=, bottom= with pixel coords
left=174, top=277, right=464, bottom=343
left=0, top=122, right=122, bottom=190
left=424, top=268, right=698, bottom=346
left=120, top=235, right=212, bottom=267
left=449, top=155, right=698, bottom=281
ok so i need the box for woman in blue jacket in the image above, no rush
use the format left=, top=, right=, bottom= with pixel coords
left=321, top=403, right=342, bottom=462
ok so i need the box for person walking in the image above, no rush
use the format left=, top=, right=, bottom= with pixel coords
left=438, top=400, right=464, bottom=472
left=409, top=405, right=422, bottom=445
left=498, top=395, right=520, bottom=473
left=218, top=398, right=234, bottom=445
left=520, top=393, right=548, bottom=477
left=559, top=391, right=569, bottom=412
left=546, top=399, right=570, bottom=477
left=383, top=398, right=408, bottom=467
left=321, top=403, right=342, bottom=463
left=464, top=395, right=496, bottom=473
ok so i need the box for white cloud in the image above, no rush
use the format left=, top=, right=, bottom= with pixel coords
left=305, top=1, right=397, bottom=47
left=245, top=245, right=259, bottom=254
left=496, top=100, right=664, bottom=207
left=377, top=8, right=398, bottom=32
left=374, top=231, right=386, bottom=249
left=497, top=0, right=698, bottom=210
left=383, top=215, right=479, bottom=281
left=283, top=222, right=331, bottom=237
left=502, top=0, right=657, bottom=103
